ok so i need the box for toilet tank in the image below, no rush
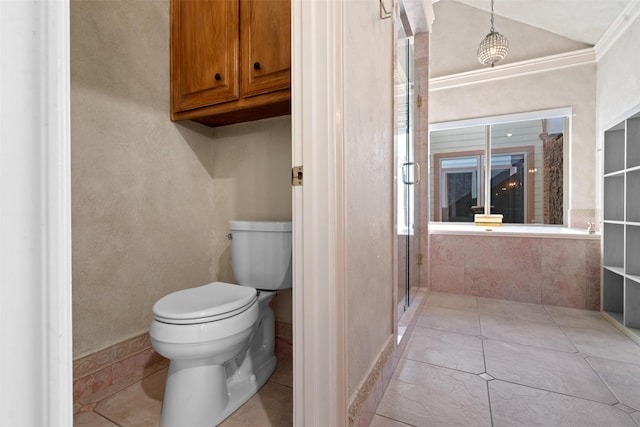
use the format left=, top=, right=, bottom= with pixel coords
left=229, top=221, right=292, bottom=290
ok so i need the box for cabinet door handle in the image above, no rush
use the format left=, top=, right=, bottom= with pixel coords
left=253, top=62, right=261, bottom=70
left=214, top=73, right=221, bottom=81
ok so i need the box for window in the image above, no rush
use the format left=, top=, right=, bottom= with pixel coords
left=430, top=110, right=568, bottom=225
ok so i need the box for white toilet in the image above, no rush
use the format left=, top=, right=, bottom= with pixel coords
left=149, top=221, right=292, bottom=427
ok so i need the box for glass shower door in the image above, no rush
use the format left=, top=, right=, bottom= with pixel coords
left=395, top=22, right=417, bottom=326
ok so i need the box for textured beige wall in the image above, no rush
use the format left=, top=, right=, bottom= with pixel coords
left=71, top=0, right=291, bottom=358
left=596, top=14, right=640, bottom=227
left=596, top=16, right=640, bottom=129
left=345, top=0, right=394, bottom=398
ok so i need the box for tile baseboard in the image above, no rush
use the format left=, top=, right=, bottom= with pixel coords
left=349, top=289, right=429, bottom=427
left=74, top=321, right=293, bottom=409
left=73, top=333, right=168, bottom=409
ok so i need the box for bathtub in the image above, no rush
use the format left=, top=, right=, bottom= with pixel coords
left=429, top=222, right=599, bottom=239
left=428, top=222, right=601, bottom=310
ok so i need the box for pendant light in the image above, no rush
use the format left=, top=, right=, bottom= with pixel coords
left=477, top=0, right=509, bottom=67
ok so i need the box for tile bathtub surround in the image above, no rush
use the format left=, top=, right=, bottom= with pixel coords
left=430, top=234, right=601, bottom=310
left=373, top=292, right=640, bottom=426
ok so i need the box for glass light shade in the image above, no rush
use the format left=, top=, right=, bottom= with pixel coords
left=477, top=31, right=509, bottom=67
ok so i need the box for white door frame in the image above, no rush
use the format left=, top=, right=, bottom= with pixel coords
left=292, top=0, right=347, bottom=425
left=0, top=1, right=73, bottom=426
left=0, top=0, right=346, bottom=425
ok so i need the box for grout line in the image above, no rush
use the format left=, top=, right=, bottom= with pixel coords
left=486, top=380, right=495, bottom=427
left=583, top=356, right=622, bottom=406
left=91, top=409, right=123, bottom=427
left=412, top=322, right=480, bottom=338
left=371, top=413, right=419, bottom=427
left=482, top=335, right=579, bottom=354
left=490, top=377, right=619, bottom=407
left=481, top=336, right=488, bottom=377
left=399, top=356, right=485, bottom=377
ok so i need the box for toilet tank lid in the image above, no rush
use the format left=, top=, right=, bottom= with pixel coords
left=230, top=221, right=291, bottom=232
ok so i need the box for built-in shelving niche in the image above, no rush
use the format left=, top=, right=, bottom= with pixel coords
left=602, top=111, right=640, bottom=343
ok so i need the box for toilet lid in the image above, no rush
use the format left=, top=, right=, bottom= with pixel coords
left=153, top=282, right=257, bottom=324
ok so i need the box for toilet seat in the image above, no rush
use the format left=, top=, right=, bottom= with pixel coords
left=153, top=282, right=257, bottom=325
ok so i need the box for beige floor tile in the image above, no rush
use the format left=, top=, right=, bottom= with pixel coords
left=369, top=414, right=413, bottom=427
left=270, top=352, right=293, bottom=389
left=74, top=411, right=120, bottom=427
left=377, top=359, right=491, bottom=427
left=403, top=325, right=485, bottom=374
left=478, top=297, right=552, bottom=324
left=559, top=323, right=640, bottom=365
left=489, top=380, right=636, bottom=427
left=545, top=305, right=619, bottom=331
left=588, top=357, right=640, bottom=411
left=94, top=368, right=165, bottom=427
left=479, top=312, right=577, bottom=352
left=426, top=291, right=478, bottom=312
left=218, top=381, right=293, bottom=427
left=418, top=305, right=481, bottom=336
left=484, top=339, right=617, bottom=404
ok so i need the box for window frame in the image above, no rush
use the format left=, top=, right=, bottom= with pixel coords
left=429, top=108, right=571, bottom=225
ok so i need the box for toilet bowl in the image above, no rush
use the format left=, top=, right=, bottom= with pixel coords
left=150, top=221, right=291, bottom=427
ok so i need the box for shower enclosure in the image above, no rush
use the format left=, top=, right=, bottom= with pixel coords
left=395, top=16, right=419, bottom=325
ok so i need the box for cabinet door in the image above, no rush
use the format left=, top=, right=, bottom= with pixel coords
left=240, top=0, right=291, bottom=98
left=171, top=0, right=239, bottom=112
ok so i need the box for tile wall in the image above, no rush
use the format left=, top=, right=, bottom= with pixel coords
left=430, top=234, right=601, bottom=310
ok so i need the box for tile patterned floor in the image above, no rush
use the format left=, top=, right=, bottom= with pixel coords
left=74, top=292, right=640, bottom=426
left=73, top=351, right=293, bottom=426
left=373, top=292, right=640, bottom=427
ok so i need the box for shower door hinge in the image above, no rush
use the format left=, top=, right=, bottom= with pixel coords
left=417, top=95, right=423, bottom=108
left=416, top=253, right=424, bottom=266
left=292, top=166, right=303, bottom=186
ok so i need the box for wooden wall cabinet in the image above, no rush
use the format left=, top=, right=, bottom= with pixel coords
left=170, top=0, right=291, bottom=127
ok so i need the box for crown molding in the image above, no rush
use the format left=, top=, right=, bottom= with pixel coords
left=595, top=0, right=640, bottom=60
left=429, top=48, right=596, bottom=91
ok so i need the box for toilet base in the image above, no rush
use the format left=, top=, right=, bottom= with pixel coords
left=217, top=354, right=277, bottom=425
left=161, top=352, right=277, bottom=427
left=159, top=292, right=279, bottom=427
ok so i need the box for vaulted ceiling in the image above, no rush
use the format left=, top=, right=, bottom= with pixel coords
left=454, top=0, right=631, bottom=46
left=427, top=0, right=635, bottom=77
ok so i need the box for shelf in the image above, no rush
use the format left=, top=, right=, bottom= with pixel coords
left=625, top=278, right=640, bottom=329
left=627, top=117, right=640, bottom=168
left=603, top=265, right=625, bottom=276
left=627, top=274, right=640, bottom=284
left=602, top=111, right=640, bottom=344
left=603, top=268, right=624, bottom=314
left=627, top=171, right=640, bottom=222
left=604, top=170, right=625, bottom=178
left=604, top=126, right=625, bottom=174
left=603, top=223, right=624, bottom=268
left=604, top=175, right=624, bottom=221
left=626, top=225, right=640, bottom=276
